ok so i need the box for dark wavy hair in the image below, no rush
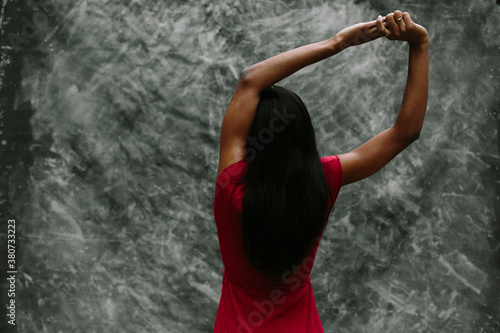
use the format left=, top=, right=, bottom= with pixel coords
left=239, top=85, right=333, bottom=282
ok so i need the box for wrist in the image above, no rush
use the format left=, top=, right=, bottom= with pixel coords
left=328, top=34, right=348, bottom=54
left=409, top=27, right=429, bottom=48
left=409, top=38, right=429, bottom=50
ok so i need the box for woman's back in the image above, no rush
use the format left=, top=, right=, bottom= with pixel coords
left=213, top=9, right=428, bottom=332
left=213, top=156, right=342, bottom=332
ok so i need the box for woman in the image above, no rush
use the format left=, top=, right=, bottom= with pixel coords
left=213, top=10, right=428, bottom=332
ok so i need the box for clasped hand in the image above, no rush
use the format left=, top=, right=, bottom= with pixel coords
left=335, top=10, right=428, bottom=48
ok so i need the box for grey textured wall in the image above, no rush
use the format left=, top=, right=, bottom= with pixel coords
left=1, top=0, right=499, bottom=332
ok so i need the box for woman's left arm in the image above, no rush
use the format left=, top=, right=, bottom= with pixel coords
left=217, top=17, right=387, bottom=177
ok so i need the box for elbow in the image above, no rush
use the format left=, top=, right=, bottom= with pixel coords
left=412, top=130, right=421, bottom=142
left=393, top=126, right=421, bottom=145
left=407, top=129, right=421, bottom=143
left=236, top=67, right=262, bottom=92
left=240, top=67, right=250, bottom=79
left=238, top=69, right=248, bottom=82
left=238, top=68, right=253, bottom=86
left=239, top=66, right=263, bottom=88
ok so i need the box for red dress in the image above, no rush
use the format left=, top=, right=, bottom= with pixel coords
left=213, top=156, right=343, bottom=332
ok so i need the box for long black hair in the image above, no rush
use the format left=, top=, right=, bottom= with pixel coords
left=239, top=85, right=332, bottom=282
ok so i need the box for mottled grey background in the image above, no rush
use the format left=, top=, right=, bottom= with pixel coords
left=0, top=0, right=499, bottom=332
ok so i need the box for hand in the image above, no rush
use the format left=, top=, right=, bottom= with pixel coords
left=378, top=10, right=428, bottom=46
left=334, top=18, right=389, bottom=49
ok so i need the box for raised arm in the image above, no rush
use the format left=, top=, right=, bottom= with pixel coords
left=217, top=19, right=388, bottom=177
left=338, top=11, right=429, bottom=185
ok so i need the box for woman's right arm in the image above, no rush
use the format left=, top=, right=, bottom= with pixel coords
left=338, top=11, right=429, bottom=186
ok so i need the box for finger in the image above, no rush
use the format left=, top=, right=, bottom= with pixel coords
left=402, top=12, right=413, bottom=27
left=367, top=16, right=386, bottom=29
left=385, top=13, right=398, bottom=33
left=394, top=10, right=406, bottom=32
left=394, top=10, right=403, bottom=22
left=376, top=15, right=390, bottom=37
